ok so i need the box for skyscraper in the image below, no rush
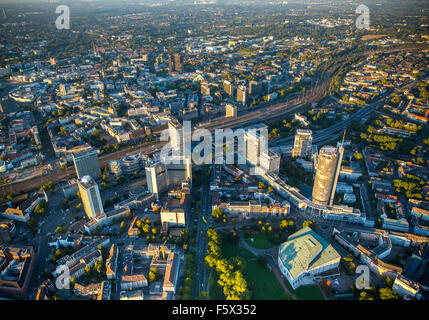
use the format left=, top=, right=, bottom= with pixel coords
left=145, top=155, right=192, bottom=200
left=168, top=53, right=183, bottom=74
left=168, top=118, right=183, bottom=153
left=237, top=85, right=247, bottom=106
left=312, top=144, right=344, bottom=206
left=145, top=160, right=168, bottom=200
left=259, top=150, right=281, bottom=174
left=245, top=124, right=268, bottom=167
left=223, top=80, right=234, bottom=96
left=78, top=176, right=104, bottom=220
left=72, top=148, right=101, bottom=180
left=292, top=129, right=313, bottom=159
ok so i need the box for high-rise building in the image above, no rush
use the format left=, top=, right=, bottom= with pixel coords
left=78, top=176, right=104, bottom=220
left=249, top=80, right=261, bottom=96
left=312, top=144, right=344, bottom=206
left=72, top=148, right=101, bottom=180
left=145, top=160, right=168, bottom=199
left=223, top=80, right=234, bottom=96
left=292, top=129, right=313, bottom=159
left=145, top=155, right=192, bottom=200
left=225, top=103, right=237, bottom=118
left=259, top=150, right=281, bottom=174
left=165, top=155, right=192, bottom=187
left=245, top=124, right=268, bottom=167
left=237, top=85, right=247, bottom=106
left=168, top=53, right=183, bottom=74
left=168, top=118, right=183, bottom=153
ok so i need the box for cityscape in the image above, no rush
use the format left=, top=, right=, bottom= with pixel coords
left=0, top=0, right=428, bottom=305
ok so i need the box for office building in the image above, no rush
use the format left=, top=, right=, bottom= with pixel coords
left=165, top=155, right=192, bottom=187
left=0, top=244, right=36, bottom=296
left=259, top=150, right=281, bottom=174
left=78, top=176, right=104, bottom=219
left=245, top=124, right=268, bottom=167
left=146, top=160, right=168, bottom=200
left=225, top=103, right=237, bottom=118
left=72, top=148, right=101, bottom=180
left=292, top=129, right=313, bottom=159
left=160, top=207, right=186, bottom=228
left=168, top=53, right=183, bottom=74
left=145, top=156, right=192, bottom=200
left=168, top=118, right=183, bottom=153
left=312, top=145, right=343, bottom=206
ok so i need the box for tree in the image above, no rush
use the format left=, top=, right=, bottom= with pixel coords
left=354, top=152, right=363, bottom=160
left=379, top=287, right=399, bottom=300
left=258, top=182, right=267, bottom=189
left=212, top=207, right=223, bottom=219
left=302, top=220, right=315, bottom=230
left=359, top=291, right=374, bottom=300
left=94, top=260, right=102, bottom=273
left=149, top=271, right=156, bottom=282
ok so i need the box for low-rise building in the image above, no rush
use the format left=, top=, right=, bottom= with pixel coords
left=278, top=227, right=341, bottom=290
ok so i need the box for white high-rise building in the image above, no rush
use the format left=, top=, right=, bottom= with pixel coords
left=168, top=118, right=183, bottom=153
left=78, top=176, right=104, bottom=220
left=145, top=155, right=192, bottom=200
left=259, top=150, right=281, bottom=174
left=145, top=160, right=168, bottom=200
left=292, top=129, right=313, bottom=159
left=245, top=124, right=268, bottom=167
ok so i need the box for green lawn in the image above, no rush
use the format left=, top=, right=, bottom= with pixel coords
left=244, top=233, right=274, bottom=249
left=222, top=237, right=255, bottom=260
left=208, top=274, right=224, bottom=300
left=246, top=259, right=291, bottom=300
left=221, top=235, right=290, bottom=300
left=283, top=279, right=325, bottom=300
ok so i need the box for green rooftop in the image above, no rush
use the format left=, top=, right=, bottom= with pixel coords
left=278, top=227, right=340, bottom=279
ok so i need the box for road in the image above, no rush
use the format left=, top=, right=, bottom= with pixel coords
left=192, top=165, right=214, bottom=299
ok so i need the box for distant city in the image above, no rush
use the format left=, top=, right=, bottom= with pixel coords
left=0, top=0, right=428, bottom=302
